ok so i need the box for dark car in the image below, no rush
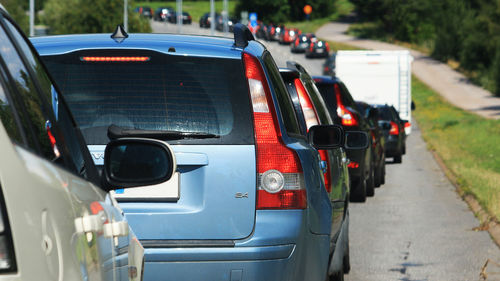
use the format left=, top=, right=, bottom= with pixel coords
left=314, top=76, right=376, bottom=202
left=215, top=14, right=238, bottom=32
left=279, top=64, right=358, bottom=280
left=199, top=12, right=220, bottom=28
left=134, top=6, right=153, bottom=18
left=306, top=39, right=330, bottom=58
left=356, top=101, right=386, bottom=187
left=290, top=33, right=316, bottom=53
left=373, top=104, right=407, bottom=163
left=154, top=6, right=174, bottom=21
left=279, top=27, right=300, bottom=45
left=323, top=53, right=336, bottom=77
left=169, top=11, right=192, bottom=24
left=33, top=24, right=347, bottom=281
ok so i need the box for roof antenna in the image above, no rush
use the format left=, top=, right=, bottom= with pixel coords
left=111, top=25, right=128, bottom=43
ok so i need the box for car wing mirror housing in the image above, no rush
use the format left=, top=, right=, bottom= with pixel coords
left=102, top=138, right=176, bottom=190
left=345, top=131, right=369, bottom=150
left=307, top=125, right=344, bottom=150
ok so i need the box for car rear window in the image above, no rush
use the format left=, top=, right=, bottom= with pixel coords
left=42, top=50, right=253, bottom=145
left=377, top=107, right=394, bottom=121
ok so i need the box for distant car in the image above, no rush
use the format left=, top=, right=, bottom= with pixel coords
left=323, top=53, right=336, bottom=77
left=291, top=33, right=316, bottom=53
left=279, top=27, right=300, bottom=44
left=169, top=11, right=192, bottom=24
left=306, top=39, right=330, bottom=58
left=134, top=6, right=153, bottom=18
left=154, top=7, right=174, bottom=21
left=314, top=76, right=376, bottom=202
left=373, top=104, right=407, bottom=163
left=215, top=15, right=238, bottom=32
left=356, top=101, right=386, bottom=187
left=199, top=12, right=220, bottom=28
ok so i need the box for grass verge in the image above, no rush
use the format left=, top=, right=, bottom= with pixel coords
left=412, top=76, right=500, bottom=221
left=134, top=1, right=236, bottom=23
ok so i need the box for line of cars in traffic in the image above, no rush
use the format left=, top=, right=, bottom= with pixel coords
left=0, top=5, right=408, bottom=281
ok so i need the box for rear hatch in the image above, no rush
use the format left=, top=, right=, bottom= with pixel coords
left=42, top=50, right=257, bottom=240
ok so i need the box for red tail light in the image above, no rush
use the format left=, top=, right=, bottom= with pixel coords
left=325, top=42, right=330, bottom=52
left=389, top=121, right=399, bottom=135
left=294, top=78, right=319, bottom=130
left=309, top=42, right=314, bottom=52
left=348, top=161, right=359, bottom=169
left=334, top=84, right=358, bottom=126
left=324, top=66, right=329, bottom=72
left=243, top=53, right=306, bottom=209
left=404, top=121, right=411, bottom=128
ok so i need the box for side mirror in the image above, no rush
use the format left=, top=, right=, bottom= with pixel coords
left=308, top=125, right=344, bottom=150
left=103, top=138, right=176, bottom=189
left=345, top=131, right=369, bottom=149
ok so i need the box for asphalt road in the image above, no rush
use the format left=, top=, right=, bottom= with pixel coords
left=151, top=21, right=500, bottom=281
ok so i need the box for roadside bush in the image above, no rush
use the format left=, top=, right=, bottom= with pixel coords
left=43, top=0, right=151, bottom=35
left=0, top=0, right=29, bottom=34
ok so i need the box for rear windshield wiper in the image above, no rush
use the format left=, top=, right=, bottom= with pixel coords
left=108, top=124, right=220, bottom=140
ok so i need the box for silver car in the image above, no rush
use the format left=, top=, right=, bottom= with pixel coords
left=0, top=6, right=174, bottom=281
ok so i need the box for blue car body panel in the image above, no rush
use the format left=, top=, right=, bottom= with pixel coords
left=31, top=33, right=334, bottom=281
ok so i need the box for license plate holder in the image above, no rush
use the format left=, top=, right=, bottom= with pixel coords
left=112, top=172, right=180, bottom=201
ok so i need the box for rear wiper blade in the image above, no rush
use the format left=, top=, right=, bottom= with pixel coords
left=108, top=124, right=220, bottom=140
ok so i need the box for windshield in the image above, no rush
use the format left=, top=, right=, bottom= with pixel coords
left=42, top=50, right=253, bottom=145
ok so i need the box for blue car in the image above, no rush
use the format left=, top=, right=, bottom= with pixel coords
left=32, top=24, right=347, bottom=281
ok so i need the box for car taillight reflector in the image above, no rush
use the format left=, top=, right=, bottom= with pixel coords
left=243, top=53, right=305, bottom=210
left=80, top=56, right=150, bottom=62
left=348, top=161, right=359, bottom=168
left=294, top=78, right=319, bottom=130
left=335, top=84, right=358, bottom=126
left=389, top=121, right=399, bottom=135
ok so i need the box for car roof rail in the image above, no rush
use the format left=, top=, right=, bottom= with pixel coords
left=233, top=23, right=254, bottom=48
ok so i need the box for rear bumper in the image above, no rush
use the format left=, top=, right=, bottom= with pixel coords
left=138, top=210, right=327, bottom=281
left=385, top=136, right=401, bottom=156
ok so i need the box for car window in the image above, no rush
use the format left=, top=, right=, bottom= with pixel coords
left=0, top=77, right=23, bottom=144
left=338, top=82, right=356, bottom=108
left=1, top=18, right=91, bottom=177
left=0, top=22, right=54, bottom=159
left=262, top=53, right=301, bottom=136
left=316, top=82, right=338, bottom=113
left=42, top=50, right=253, bottom=145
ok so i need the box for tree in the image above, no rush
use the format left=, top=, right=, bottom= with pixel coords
left=0, top=0, right=29, bottom=34
left=43, top=0, right=151, bottom=34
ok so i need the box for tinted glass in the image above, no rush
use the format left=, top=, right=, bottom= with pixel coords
left=316, top=83, right=338, bottom=113
left=42, top=50, right=253, bottom=145
left=0, top=23, right=53, bottom=158
left=0, top=79, right=23, bottom=143
left=377, top=106, right=394, bottom=121
left=262, top=53, right=300, bottom=136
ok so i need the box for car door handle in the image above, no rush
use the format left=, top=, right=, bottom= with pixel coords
left=103, top=221, right=129, bottom=238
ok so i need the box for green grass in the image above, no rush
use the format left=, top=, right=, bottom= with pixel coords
left=134, top=1, right=236, bottom=23
left=412, top=76, right=500, bottom=221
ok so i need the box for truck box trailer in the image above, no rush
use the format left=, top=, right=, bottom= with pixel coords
left=335, top=50, right=413, bottom=134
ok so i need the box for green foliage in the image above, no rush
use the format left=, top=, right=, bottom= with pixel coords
left=350, top=0, right=500, bottom=96
left=235, top=0, right=336, bottom=23
left=43, top=0, right=151, bottom=34
left=0, top=0, right=29, bottom=34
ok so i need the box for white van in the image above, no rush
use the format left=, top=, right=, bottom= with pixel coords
left=335, top=50, right=413, bottom=134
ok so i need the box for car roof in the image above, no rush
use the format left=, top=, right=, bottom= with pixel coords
left=31, top=32, right=266, bottom=60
